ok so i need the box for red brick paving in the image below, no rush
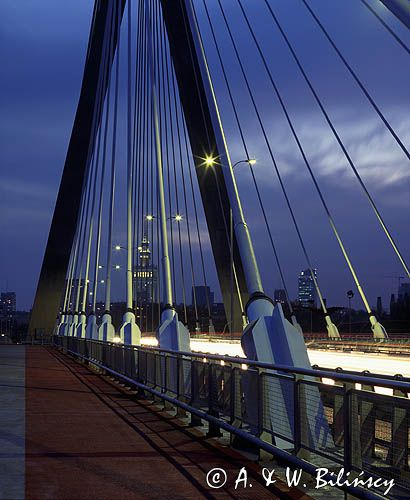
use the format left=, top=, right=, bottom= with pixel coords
left=25, top=347, right=309, bottom=499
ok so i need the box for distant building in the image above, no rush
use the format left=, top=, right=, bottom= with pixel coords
left=398, top=282, right=410, bottom=300
left=192, top=286, right=214, bottom=308
left=390, top=294, right=395, bottom=315
left=376, top=296, right=383, bottom=316
left=274, top=289, right=287, bottom=304
left=298, top=269, right=317, bottom=308
left=133, top=236, right=158, bottom=304
left=0, top=292, right=16, bottom=315
left=211, top=302, right=227, bottom=332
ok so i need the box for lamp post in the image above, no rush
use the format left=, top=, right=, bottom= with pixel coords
left=347, top=290, right=354, bottom=336
left=308, top=299, right=315, bottom=333
left=228, top=158, right=256, bottom=335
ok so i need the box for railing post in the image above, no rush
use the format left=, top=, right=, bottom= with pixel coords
left=257, top=368, right=274, bottom=461
left=388, top=387, right=409, bottom=469
left=229, top=365, right=242, bottom=431
left=135, top=348, right=146, bottom=398
left=344, top=386, right=353, bottom=482
left=207, top=363, right=222, bottom=437
left=174, top=355, right=186, bottom=418
left=333, top=382, right=345, bottom=447
left=359, top=382, right=376, bottom=459
left=257, top=369, right=263, bottom=438
left=294, top=376, right=301, bottom=455
left=152, top=353, right=163, bottom=404
left=293, top=375, right=310, bottom=461
left=344, top=384, right=362, bottom=473
left=176, top=356, right=180, bottom=401
left=190, top=360, right=202, bottom=427
left=229, top=364, right=236, bottom=425
left=161, top=353, right=174, bottom=410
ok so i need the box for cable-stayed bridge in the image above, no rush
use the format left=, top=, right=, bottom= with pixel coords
left=13, top=0, right=410, bottom=498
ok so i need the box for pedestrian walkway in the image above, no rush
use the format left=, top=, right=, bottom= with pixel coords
left=0, top=346, right=25, bottom=500
left=20, top=346, right=308, bottom=499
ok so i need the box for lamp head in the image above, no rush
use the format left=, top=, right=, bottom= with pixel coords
left=205, top=156, right=216, bottom=167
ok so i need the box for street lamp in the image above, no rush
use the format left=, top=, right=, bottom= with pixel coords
left=227, top=158, right=256, bottom=334
left=97, top=265, right=119, bottom=270
left=204, top=155, right=217, bottom=167
left=145, top=214, right=183, bottom=222
left=347, top=290, right=354, bottom=336
left=308, top=299, right=315, bottom=334
left=232, top=158, right=256, bottom=169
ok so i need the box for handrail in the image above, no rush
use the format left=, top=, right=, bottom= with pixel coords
left=82, top=338, right=410, bottom=392
left=311, top=364, right=410, bottom=384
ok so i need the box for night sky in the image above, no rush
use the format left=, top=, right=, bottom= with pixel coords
left=1, top=0, right=409, bottom=313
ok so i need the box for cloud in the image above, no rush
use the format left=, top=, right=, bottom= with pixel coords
left=227, top=108, right=410, bottom=198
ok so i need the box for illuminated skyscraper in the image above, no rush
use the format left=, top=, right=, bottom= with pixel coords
left=298, top=269, right=317, bottom=308
left=0, top=292, right=16, bottom=314
left=133, top=237, right=158, bottom=304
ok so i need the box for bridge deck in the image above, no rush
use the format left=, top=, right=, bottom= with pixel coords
left=20, top=346, right=304, bottom=499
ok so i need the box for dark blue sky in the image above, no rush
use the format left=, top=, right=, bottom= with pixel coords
left=1, top=0, right=409, bottom=312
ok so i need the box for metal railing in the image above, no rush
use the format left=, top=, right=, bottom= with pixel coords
left=54, top=336, right=410, bottom=499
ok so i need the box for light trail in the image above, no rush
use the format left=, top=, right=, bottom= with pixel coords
left=140, top=336, right=410, bottom=380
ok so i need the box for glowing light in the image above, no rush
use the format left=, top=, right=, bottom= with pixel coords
left=98, top=265, right=103, bottom=269
left=112, top=336, right=121, bottom=344
left=100, top=279, right=105, bottom=283
left=115, top=265, right=120, bottom=270
left=115, top=245, right=121, bottom=251
left=174, top=214, right=183, bottom=222
left=137, top=337, right=406, bottom=396
left=248, top=158, right=256, bottom=165
left=205, top=156, right=216, bottom=167
left=146, top=214, right=154, bottom=221
left=140, top=337, right=158, bottom=346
